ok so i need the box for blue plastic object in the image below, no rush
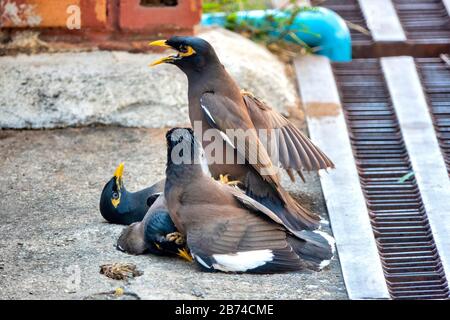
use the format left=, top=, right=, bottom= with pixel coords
left=201, top=8, right=352, bottom=62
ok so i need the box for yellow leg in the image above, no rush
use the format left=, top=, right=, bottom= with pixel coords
left=241, top=89, right=255, bottom=97
left=218, top=174, right=241, bottom=186
left=177, top=248, right=193, bottom=262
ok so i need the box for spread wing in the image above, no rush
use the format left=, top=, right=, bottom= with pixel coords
left=242, top=92, right=334, bottom=180
left=200, top=92, right=321, bottom=231
left=200, top=92, right=281, bottom=187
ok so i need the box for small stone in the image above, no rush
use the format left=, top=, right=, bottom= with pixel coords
left=114, top=287, right=124, bottom=296
left=191, top=288, right=205, bottom=298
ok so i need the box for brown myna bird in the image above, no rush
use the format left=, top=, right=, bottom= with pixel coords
left=99, top=162, right=165, bottom=225
left=116, top=193, right=192, bottom=261
left=149, top=37, right=334, bottom=232
left=163, top=128, right=334, bottom=273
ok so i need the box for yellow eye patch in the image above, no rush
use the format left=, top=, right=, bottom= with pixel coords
left=179, top=45, right=196, bottom=57
left=148, top=40, right=196, bottom=67
left=111, top=195, right=120, bottom=208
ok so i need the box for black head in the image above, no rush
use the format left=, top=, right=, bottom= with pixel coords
left=166, top=127, right=198, bottom=165
left=165, top=127, right=210, bottom=179
left=99, top=163, right=129, bottom=224
left=149, top=36, right=220, bottom=73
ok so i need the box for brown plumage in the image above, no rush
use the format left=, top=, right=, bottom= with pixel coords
left=150, top=37, right=334, bottom=232
left=116, top=194, right=191, bottom=260
left=163, top=128, right=335, bottom=273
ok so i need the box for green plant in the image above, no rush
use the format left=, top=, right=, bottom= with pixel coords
left=203, top=0, right=269, bottom=13
left=203, top=1, right=319, bottom=60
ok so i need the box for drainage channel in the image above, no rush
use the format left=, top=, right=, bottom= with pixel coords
left=332, top=59, right=450, bottom=299
left=318, top=0, right=450, bottom=57
left=311, top=0, right=372, bottom=44
left=416, top=57, right=450, bottom=175
left=393, top=0, right=450, bottom=43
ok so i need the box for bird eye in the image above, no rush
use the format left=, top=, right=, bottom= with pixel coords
left=112, top=192, right=119, bottom=199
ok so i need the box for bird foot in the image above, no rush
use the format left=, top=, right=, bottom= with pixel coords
left=177, top=248, right=193, bottom=262
left=218, top=174, right=241, bottom=186
left=166, top=232, right=185, bottom=245
left=241, top=89, right=255, bottom=97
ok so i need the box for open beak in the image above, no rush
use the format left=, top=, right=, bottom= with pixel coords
left=148, top=39, right=196, bottom=67
left=149, top=39, right=176, bottom=66
left=113, top=162, right=124, bottom=180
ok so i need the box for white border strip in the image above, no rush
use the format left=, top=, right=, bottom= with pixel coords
left=443, top=0, right=450, bottom=17
left=358, top=0, right=406, bottom=42
left=381, top=56, right=450, bottom=281
left=295, top=56, right=390, bottom=300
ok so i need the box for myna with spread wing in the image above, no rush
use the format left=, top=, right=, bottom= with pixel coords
left=99, top=162, right=165, bottom=225
left=163, top=128, right=334, bottom=273
left=116, top=194, right=192, bottom=261
left=149, top=37, right=334, bottom=232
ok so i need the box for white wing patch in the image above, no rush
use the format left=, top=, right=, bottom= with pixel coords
left=212, top=250, right=274, bottom=272
left=219, top=130, right=236, bottom=149
left=200, top=103, right=217, bottom=125
left=201, top=101, right=235, bottom=149
left=314, top=230, right=336, bottom=255
left=319, top=259, right=331, bottom=270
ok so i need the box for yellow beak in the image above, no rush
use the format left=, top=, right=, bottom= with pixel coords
left=113, top=162, right=124, bottom=179
left=149, top=39, right=174, bottom=67
left=149, top=39, right=171, bottom=48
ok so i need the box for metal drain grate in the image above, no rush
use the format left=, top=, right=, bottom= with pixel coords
left=333, top=59, right=450, bottom=299
left=393, top=0, right=450, bottom=43
left=416, top=57, right=450, bottom=175
left=312, top=0, right=372, bottom=44
left=318, top=0, right=450, bottom=57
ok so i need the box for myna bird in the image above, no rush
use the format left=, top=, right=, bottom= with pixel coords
left=99, top=162, right=165, bottom=225
left=163, top=128, right=334, bottom=273
left=149, top=37, right=334, bottom=232
left=116, top=194, right=192, bottom=261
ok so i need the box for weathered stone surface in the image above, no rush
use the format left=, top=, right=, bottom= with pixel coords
left=0, top=127, right=347, bottom=300
left=0, top=28, right=298, bottom=129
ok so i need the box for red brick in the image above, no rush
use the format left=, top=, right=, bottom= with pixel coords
left=0, top=0, right=107, bottom=28
left=119, top=0, right=201, bottom=32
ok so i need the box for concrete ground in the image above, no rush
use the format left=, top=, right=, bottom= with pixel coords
left=0, top=126, right=347, bottom=300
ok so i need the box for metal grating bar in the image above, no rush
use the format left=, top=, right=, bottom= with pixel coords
left=312, top=0, right=372, bottom=44
left=393, top=0, right=450, bottom=43
left=333, top=59, right=450, bottom=299
left=295, top=56, right=390, bottom=299
left=416, top=57, right=450, bottom=175
left=381, top=56, right=450, bottom=293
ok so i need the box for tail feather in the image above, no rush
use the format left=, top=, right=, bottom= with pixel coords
left=287, top=230, right=335, bottom=270
left=244, top=171, right=320, bottom=232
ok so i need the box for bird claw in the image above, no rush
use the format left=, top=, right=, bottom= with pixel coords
left=166, top=232, right=185, bottom=245
left=218, top=174, right=241, bottom=186
left=241, top=89, right=255, bottom=97
left=177, top=248, right=193, bottom=262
